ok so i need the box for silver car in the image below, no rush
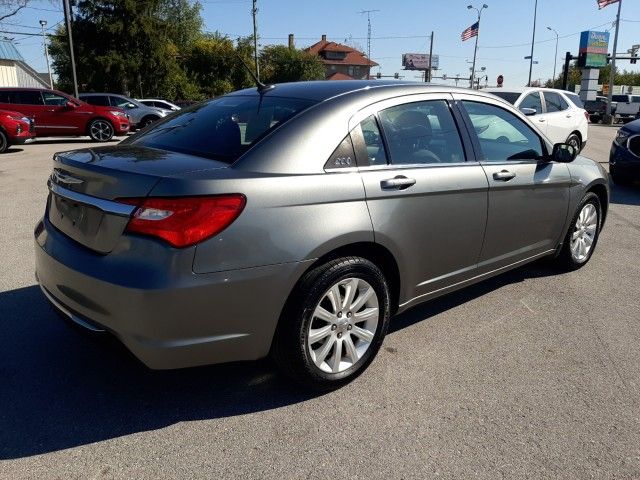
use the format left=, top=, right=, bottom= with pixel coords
left=35, top=81, right=609, bottom=390
left=79, top=93, right=169, bottom=129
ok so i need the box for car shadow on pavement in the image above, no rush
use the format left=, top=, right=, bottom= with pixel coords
left=609, top=182, right=640, bottom=206
left=0, top=261, right=562, bottom=460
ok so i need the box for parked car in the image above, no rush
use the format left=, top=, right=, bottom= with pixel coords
left=137, top=98, right=181, bottom=112
left=611, top=94, right=640, bottom=123
left=485, top=87, right=589, bottom=152
left=0, top=88, right=129, bottom=142
left=0, top=109, right=34, bottom=153
left=609, top=118, right=640, bottom=185
left=79, top=93, right=169, bottom=129
left=35, top=81, right=609, bottom=390
left=584, top=95, right=617, bottom=124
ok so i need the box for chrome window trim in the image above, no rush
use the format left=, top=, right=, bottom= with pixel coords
left=47, top=180, right=136, bottom=217
left=627, top=134, right=640, bottom=158
left=357, top=161, right=480, bottom=172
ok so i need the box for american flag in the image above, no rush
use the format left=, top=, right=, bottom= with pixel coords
left=597, top=0, right=619, bottom=9
left=461, top=22, right=479, bottom=41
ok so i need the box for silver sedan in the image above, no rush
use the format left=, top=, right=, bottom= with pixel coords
left=35, top=81, right=609, bottom=390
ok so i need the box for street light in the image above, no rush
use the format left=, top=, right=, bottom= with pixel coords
left=547, top=26, right=559, bottom=86
left=467, top=3, right=488, bottom=89
left=527, top=0, right=539, bottom=87
left=39, top=20, right=53, bottom=89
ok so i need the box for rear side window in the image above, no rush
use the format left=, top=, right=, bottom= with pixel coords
left=378, top=100, right=465, bottom=164
left=544, top=92, right=568, bottom=112
left=462, top=100, right=544, bottom=161
left=130, top=95, right=316, bottom=163
left=520, top=92, right=543, bottom=114
left=0, top=91, right=11, bottom=103
left=566, top=93, right=584, bottom=108
left=16, top=91, right=43, bottom=105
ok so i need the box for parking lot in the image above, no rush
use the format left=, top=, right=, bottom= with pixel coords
left=0, top=126, right=639, bottom=479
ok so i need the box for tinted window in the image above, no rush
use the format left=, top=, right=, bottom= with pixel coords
left=632, top=96, right=640, bottom=103
left=544, top=92, right=568, bottom=112
left=490, top=92, right=521, bottom=105
left=612, top=95, right=628, bottom=102
left=109, top=96, right=133, bottom=108
left=16, top=91, right=43, bottom=105
left=566, top=93, right=584, bottom=108
left=82, top=95, right=110, bottom=106
left=355, top=115, right=387, bottom=166
left=378, top=100, right=465, bottom=164
left=0, top=91, right=10, bottom=103
left=130, top=95, right=316, bottom=163
left=42, top=92, right=68, bottom=106
left=520, top=92, right=543, bottom=114
left=462, top=101, right=544, bottom=161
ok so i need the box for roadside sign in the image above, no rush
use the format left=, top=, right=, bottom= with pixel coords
left=602, top=83, right=609, bottom=95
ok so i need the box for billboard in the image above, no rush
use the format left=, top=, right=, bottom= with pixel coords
left=402, top=53, right=439, bottom=71
left=578, top=31, right=610, bottom=68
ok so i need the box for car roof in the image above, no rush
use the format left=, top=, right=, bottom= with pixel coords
left=79, top=93, right=127, bottom=96
left=484, top=87, right=578, bottom=96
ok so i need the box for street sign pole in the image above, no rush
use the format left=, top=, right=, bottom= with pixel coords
left=605, top=0, right=623, bottom=124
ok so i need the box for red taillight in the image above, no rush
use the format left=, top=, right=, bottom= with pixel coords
left=585, top=111, right=590, bottom=121
left=119, top=195, right=246, bottom=248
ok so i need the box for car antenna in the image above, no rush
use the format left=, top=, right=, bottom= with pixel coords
left=236, top=54, right=275, bottom=93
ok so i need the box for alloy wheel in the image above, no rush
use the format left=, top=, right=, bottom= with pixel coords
left=90, top=120, right=113, bottom=141
left=307, top=277, right=379, bottom=374
left=570, top=203, right=598, bottom=262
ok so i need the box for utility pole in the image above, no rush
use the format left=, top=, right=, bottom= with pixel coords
left=547, top=26, right=559, bottom=85
left=427, top=31, right=434, bottom=82
left=467, top=4, right=488, bottom=89
left=62, top=0, right=78, bottom=98
left=605, top=0, right=623, bottom=124
left=252, top=0, right=260, bottom=81
left=358, top=10, right=380, bottom=65
left=527, top=0, right=538, bottom=86
left=39, top=20, right=53, bottom=89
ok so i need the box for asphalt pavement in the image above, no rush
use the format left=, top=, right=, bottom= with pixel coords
left=0, top=127, right=639, bottom=479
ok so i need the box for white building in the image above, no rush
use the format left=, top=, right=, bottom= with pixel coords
left=0, top=40, right=49, bottom=88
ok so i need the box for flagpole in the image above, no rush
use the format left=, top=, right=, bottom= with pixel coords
left=468, top=4, right=488, bottom=89
left=605, top=0, right=622, bottom=124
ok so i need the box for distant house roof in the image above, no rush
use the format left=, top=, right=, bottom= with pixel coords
left=327, top=72, right=355, bottom=81
left=306, top=37, right=378, bottom=68
left=0, top=40, right=25, bottom=62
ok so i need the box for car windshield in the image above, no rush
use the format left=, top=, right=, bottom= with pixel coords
left=489, top=92, right=521, bottom=105
left=129, top=95, right=316, bottom=163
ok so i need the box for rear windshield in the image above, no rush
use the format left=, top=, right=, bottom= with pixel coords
left=129, top=95, right=316, bottom=163
left=489, top=92, right=521, bottom=105
left=565, top=93, right=584, bottom=108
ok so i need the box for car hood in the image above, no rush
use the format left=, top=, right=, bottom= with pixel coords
left=0, top=109, right=32, bottom=119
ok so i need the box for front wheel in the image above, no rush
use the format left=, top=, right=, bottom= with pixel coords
left=140, top=116, right=159, bottom=129
left=272, top=257, right=391, bottom=391
left=0, top=130, right=8, bottom=153
left=555, top=192, right=601, bottom=271
left=88, top=119, right=114, bottom=142
left=566, top=133, right=581, bottom=152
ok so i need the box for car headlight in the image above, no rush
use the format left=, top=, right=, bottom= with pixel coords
left=109, top=110, right=126, bottom=117
left=614, top=129, right=630, bottom=147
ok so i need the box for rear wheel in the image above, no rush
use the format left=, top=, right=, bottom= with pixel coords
left=272, top=257, right=391, bottom=391
left=140, top=116, right=159, bottom=129
left=555, top=192, right=601, bottom=271
left=88, top=119, right=114, bottom=142
left=0, top=130, right=8, bottom=153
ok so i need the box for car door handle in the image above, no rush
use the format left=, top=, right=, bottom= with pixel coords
left=566, top=114, right=572, bottom=118
left=538, top=118, right=546, bottom=122
left=380, top=176, right=416, bottom=190
left=493, top=170, right=516, bottom=181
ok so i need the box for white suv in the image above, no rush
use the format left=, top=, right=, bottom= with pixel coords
left=485, top=87, right=589, bottom=151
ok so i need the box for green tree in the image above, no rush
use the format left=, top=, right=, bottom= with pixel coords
left=259, top=45, right=325, bottom=84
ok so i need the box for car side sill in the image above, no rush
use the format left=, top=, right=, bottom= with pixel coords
left=397, top=249, right=556, bottom=312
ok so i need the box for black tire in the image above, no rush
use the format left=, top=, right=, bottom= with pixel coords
left=272, top=256, right=391, bottom=391
left=88, top=119, right=114, bottom=142
left=0, top=130, right=8, bottom=153
left=566, top=133, right=581, bottom=152
left=140, top=116, right=159, bottom=129
left=555, top=192, right=601, bottom=271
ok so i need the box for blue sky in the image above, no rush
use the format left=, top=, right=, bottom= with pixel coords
left=4, top=0, right=640, bottom=89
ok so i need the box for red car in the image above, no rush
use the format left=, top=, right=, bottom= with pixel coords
left=0, top=109, right=34, bottom=153
left=0, top=88, right=130, bottom=142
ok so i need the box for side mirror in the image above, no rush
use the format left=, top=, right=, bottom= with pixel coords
left=552, top=143, right=577, bottom=163
left=520, top=107, right=537, bottom=116
left=65, top=101, right=77, bottom=109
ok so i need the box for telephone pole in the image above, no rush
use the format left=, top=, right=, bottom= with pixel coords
left=358, top=10, right=380, bottom=63
left=427, top=31, right=434, bottom=82
left=527, top=0, right=538, bottom=86
left=605, top=0, right=623, bottom=124
left=63, top=0, right=79, bottom=98
left=252, top=0, right=260, bottom=81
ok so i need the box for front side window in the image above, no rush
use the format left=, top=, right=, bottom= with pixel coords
left=84, top=95, right=109, bottom=106
left=544, top=92, right=568, bottom=112
left=519, top=92, right=543, bottom=114
left=357, top=115, right=387, bottom=166
left=462, top=100, right=544, bottom=162
left=129, top=95, right=316, bottom=163
left=17, top=91, right=43, bottom=105
left=378, top=100, right=465, bottom=165
left=110, top=96, right=135, bottom=108
left=43, top=92, right=68, bottom=106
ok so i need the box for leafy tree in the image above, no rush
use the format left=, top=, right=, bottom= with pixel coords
left=259, top=45, right=325, bottom=84
left=0, top=0, right=28, bottom=22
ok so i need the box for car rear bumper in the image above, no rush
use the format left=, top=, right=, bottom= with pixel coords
left=34, top=216, right=311, bottom=369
